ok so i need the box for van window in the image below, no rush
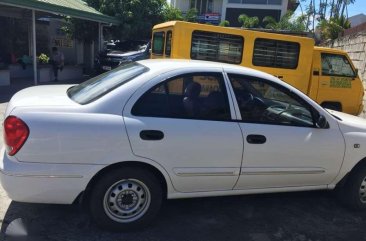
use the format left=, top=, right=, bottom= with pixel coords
left=152, top=32, right=165, bottom=55
left=191, top=30, right=244, bottom=64
left=321, top=53, right=355, bottom=77
left=253, top=38, right=300, bottom=69
left=165, top=31, right=172, bottom=57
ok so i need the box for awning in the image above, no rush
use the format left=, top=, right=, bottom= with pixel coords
left=0, top=0, right=120, bottom=24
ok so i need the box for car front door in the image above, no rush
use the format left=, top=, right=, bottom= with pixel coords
left=123, top=70, right=243, bottom=192
left=226, top=73, right=345, bottom=189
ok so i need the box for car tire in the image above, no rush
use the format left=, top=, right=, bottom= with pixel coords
left=338, top=163, right=366, bottom=210
left=89, top=167, right=163, bottom=231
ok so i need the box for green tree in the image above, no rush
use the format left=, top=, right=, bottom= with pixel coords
left=263, top=11, right=307, bottom=31
left=184, top=8, right=198, bottom=22
left=162, top=4, right=183, bottom=21
left=318, top=15, right=351, bottom=40
left=238, top=14, right=259, bottom=28
left=86, top=0, right=166, bottom=39
left=219, top=20, right=230, bottom=27
left=61, top=17, right=98, bottom=43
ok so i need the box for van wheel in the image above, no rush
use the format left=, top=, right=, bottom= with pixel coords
left=89, top=167, right=163, bottom=231
left=338, top=164, right=366, bottom=210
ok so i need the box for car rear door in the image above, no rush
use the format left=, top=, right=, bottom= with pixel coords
left=123, top=69, right=243, bottom=192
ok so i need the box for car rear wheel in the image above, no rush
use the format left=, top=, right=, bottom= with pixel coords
left=89, top=167, right=163, bottom=230
left=338, top=163, right=366, bottom=210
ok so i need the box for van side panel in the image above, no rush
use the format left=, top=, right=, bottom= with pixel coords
left=243, top=33, right=314, bottom=95
left=308, top=50, right=320, bottom=100
left=151, top=22, right=363, bottom=115
left=153, top=21, right=314, bottom=95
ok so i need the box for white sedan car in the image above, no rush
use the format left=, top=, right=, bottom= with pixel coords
left=1, top=60, right=366, bottom=230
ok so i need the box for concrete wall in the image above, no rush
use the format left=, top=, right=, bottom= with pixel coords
left=325, top=31, right=366, bottom=117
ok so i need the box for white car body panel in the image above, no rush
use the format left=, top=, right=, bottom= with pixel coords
left=0, top=59, right=365, bottom=205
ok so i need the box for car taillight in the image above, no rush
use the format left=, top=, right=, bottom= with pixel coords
left=3, top=116, right=29, bottom=156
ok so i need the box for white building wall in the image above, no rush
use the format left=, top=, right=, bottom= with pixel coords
left=221, top=0, right=288, bottom=21
left=172, top=0, right=223, bottom=13
left=172, top=0, right=290, bottom=22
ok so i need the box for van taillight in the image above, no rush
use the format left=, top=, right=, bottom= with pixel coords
left=3, top=116, right=29, bottom=156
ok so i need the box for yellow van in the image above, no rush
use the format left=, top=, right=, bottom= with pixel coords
left=151, top=21, right=364, bottom=115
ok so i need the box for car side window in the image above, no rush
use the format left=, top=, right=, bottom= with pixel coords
left=132, top=73, right=231, bottom=121
left=228, top=74, right=314, bottom=127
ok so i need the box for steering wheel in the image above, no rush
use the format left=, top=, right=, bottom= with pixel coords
left=274, top=104, right=305, bottom=121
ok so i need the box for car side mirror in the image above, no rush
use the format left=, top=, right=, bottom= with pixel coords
left=316, top=115, right=329, bottom=129
left=354, top=68, right=359, bottom=78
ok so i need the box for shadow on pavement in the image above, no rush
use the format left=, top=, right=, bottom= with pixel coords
left=1, top=191, right=366, bottom=241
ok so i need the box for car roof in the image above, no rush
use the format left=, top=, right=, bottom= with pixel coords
left=137, top=59, right=281, bottom=84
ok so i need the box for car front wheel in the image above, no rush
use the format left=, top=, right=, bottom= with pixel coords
left=339, top=163, right=366, bottom=210
left=89, top=167, right=163, bottom=230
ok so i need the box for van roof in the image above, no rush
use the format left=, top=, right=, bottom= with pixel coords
left=153, top=21, right=315, bottom=43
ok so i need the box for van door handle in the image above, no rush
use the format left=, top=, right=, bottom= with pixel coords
left=247, top=135, right=266, bottom=144
left=140, top=130, right=164, bottom=141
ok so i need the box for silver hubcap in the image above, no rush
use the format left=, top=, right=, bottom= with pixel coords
left=359, top=177, right=366, bottom=203
left=103, top=179, right=151, bottom=223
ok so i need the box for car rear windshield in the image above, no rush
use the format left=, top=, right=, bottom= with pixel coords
left=68, top=62, right=149, bottom=104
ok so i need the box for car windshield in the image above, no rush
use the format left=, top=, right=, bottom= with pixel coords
left=68, top=62, right=149, bottom=104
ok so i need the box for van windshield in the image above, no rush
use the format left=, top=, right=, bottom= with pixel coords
left=68, top=62, right=149, bottom=104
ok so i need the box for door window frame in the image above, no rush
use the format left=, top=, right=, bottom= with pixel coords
left=224, top=72, right=318, bottom=128
left=130, top=71, right=236, bottom=122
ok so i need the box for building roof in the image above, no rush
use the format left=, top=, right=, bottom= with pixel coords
left=348, top=14, right=366, bottom=28
left=0, top=0, right=120, bottom=24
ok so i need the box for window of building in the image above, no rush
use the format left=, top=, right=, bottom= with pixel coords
left=190, top=0, right=213, bottom=14
left=165, top=31, right=172, bottom=57
left=268, top=0, right=282, bottom=4
left=191, top=30, right=244, bottom=64
left=152, top=32, right=165, bottom=55
left=229, top=74, right=314, bottom=127
left=321, top=53, right=355, bottom=77
left=228, top=0, right=282, bottom=4
left=132, top=73, right=231, bottom=121
left=253, top=38, right=300, bottom=69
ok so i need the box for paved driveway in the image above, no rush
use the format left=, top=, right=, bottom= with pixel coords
left=1, top=101, right=366, bottom=241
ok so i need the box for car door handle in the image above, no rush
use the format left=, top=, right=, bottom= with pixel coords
left=247, top=135, right=266, bottom=144
left=140, top=130, right=164, bottom=141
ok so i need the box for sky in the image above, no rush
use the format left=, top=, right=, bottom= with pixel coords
left=296, top=0, right=366, bottom=17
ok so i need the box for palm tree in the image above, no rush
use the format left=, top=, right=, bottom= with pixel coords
left=238, top=14, right=259, bottom=28
left=318, top=15, right=351, bottom=40
left=263, top=11, right=307, bottom=32
left=219, top=20, right=230, bottom=27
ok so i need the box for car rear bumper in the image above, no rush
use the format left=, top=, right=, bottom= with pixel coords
left=0, top=147, right=105, bottom=204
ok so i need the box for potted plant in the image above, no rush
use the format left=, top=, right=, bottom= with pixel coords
left=37, top=53, right=51, bottom=83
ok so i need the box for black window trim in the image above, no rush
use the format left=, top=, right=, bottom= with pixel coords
left=227, top=73, right=319, bottom=128
left=252, top=38, right=300, bottom=70
left=190, top=30, right=244, bottom=65
left=321, top=53, right=357, bottom=78
left=165, top=30, right=172, bottom=57
left=131, top=72, right=234, bottom=122
left=152, top=31, right=166, bottom=56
